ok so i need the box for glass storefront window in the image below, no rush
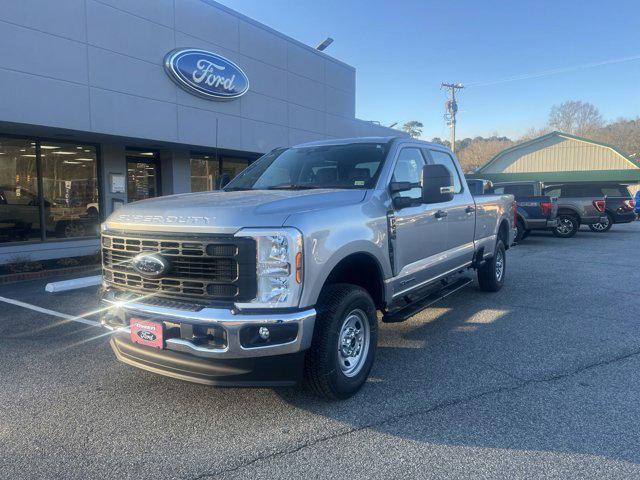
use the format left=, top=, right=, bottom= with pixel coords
left=190, top=154, right=250, bottom=192
left=221, top=157, right=249, bottom=182
left=190, top=154, right=219, bottom=192
left=0, top=136, right=100, bottom=243
left=0, top=138, right=40, bottom=242
left=40, top=142, right=99, bottom=239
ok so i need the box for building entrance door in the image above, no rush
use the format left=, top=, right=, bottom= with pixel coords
left=126, top=150, right=160, bottom=202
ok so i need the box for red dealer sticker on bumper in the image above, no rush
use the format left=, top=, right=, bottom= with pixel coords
left=130, top=318, right=164, bottom=349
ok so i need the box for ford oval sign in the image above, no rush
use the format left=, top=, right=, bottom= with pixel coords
left=131, top=253, right=170, bottom=278
left=164, top=48, right=249, bottom=100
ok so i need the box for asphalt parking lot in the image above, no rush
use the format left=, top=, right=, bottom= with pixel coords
left=1, top=222, right=640, bottom=479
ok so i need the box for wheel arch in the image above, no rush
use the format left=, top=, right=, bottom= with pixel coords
left=319, top=252, right=386, bottom=310
left=498, top=219, right=510, bottom=249
left=557, top=207, right=581, bottom=220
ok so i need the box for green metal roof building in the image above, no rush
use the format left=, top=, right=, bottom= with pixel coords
left=468, top=131, right=640, bottom=185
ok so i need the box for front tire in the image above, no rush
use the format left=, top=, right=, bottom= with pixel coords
left=304, top=284, right=378, bottom=400
left=477, top=240, right=506, bottom=292
left=588, top=212, right=613, bottom=232
left=553, top=214, right=579, bottom=238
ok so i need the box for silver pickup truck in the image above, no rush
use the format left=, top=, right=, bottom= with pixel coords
left=100, top=137, right=516, bottom=399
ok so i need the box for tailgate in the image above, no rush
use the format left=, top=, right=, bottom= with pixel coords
left=603, top=195, right=632, bottom=212
left=518, top=196, right=556, bottom=220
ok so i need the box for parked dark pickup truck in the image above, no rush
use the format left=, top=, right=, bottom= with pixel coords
left=543, top=183, right=636, bottom=236
left=472, top=180, right=558, bottom=242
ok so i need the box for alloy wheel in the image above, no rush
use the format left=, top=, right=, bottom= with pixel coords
left=591, top=217, right=610, bottom=231
left=64, top=223, right=86, bottom=238
left=557, top=218, right=574, bottom=235
left=495, top=248, right=504, bottom=281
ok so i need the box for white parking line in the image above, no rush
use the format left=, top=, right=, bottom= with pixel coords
left=0, top=295, right=100, bottom=326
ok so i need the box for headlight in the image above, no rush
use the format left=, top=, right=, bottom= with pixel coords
left=234, top=228, right=303, bottom=309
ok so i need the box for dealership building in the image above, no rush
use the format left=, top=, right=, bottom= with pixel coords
left=0, top=0, right=399, bottom=264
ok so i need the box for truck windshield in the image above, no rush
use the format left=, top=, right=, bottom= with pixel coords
left=224, top=142, right=389, bottom=191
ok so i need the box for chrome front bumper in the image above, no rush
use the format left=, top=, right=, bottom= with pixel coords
left=100, top=292, right=316, bottom=360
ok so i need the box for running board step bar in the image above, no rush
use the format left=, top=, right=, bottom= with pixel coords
left=382, top=277, right=473, bottom=323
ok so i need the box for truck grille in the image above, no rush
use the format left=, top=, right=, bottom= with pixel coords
left=101, top=232, right=256, bottom=303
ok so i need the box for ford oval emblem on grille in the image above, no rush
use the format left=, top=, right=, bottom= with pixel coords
left=131, top=253, right=170, bottom=278
left=137, top=330, right=156, bottom=341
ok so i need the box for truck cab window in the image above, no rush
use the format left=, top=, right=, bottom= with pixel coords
left=429, top=150, right=462, bottom=193
left=544, top=187, right=561, bottom=197
left=392, top=148, right=425, bottom=199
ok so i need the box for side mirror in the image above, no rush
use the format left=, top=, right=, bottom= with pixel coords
left=389, top=181, right=419, bottom=194
left=392, top=196, right=416, bottom=210
left=422, top=164, right=454, bottom=204
left=216, top=173, right=231, bottom=190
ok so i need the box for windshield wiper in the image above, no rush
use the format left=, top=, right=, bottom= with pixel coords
left=224, top=187, right=251, bottom=191
left=264, top=184, right=319, bottom=190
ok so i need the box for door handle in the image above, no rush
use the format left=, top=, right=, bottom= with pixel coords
left=465, top=205, right=475, bottom=214
left=435, top=209, right=448, bottom=219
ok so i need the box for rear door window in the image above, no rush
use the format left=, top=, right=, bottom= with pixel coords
left=561, top=184, right=601, bottom=197
left=601, top=186, right=629, bottom=197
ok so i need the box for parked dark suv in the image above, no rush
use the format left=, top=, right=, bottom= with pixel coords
left=543, top=183, right=636, bottom=236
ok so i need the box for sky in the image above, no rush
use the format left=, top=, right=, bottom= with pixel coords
left=218, top=0, right=640, bottom=141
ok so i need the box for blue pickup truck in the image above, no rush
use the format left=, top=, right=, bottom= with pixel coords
left=485, top=181, right=558, bottom=242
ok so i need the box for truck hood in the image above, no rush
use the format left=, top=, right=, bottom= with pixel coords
left=104, top=189, right=367, bottom=234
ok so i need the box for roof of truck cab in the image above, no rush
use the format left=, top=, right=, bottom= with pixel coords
left=492, top=181, right=540, bottom=185
left=293, top=136, right=399, bottom=148
left=293, top=136, right=449, bottom=149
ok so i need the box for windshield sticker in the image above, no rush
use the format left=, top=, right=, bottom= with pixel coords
left=354, top=180, right=365, bottom=186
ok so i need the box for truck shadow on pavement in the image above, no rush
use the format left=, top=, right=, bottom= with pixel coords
left=271, top=222, right=640, bottom=468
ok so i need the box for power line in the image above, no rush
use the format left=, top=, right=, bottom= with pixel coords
left=441, top=82, right=464, bottom=153
left=466, top=54, right=640, bottom=88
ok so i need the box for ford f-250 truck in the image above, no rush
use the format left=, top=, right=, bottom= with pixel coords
left=100, top=137, right=516, bottom=399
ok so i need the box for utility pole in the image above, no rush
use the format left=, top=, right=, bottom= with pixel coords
left=441, top=82, right=464, bottom=153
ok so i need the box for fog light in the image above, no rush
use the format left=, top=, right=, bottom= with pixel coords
left=258, top=326, right=270, bottom=340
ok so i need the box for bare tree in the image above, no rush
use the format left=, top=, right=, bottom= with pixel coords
left=402, top=120, right=423, bottom=138
left=457, top=138, right=513, bottom=172
left=548, top=100, right=603, bottom=137
left=591, top=117, right=640, bottom=157
left=519, top=126, right=552, bottom=141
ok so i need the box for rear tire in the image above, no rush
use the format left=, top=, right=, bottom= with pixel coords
left=521, top=229, right=531, bottom=239
left=588, top=212, right=613, bottom=232
left=477, top=240, right=506, bottom=292
left=515, top=220, right=526, bottom=242
left=304, top=284, right=378, bottom=400
left=553, top=214, right=579, bottom=238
